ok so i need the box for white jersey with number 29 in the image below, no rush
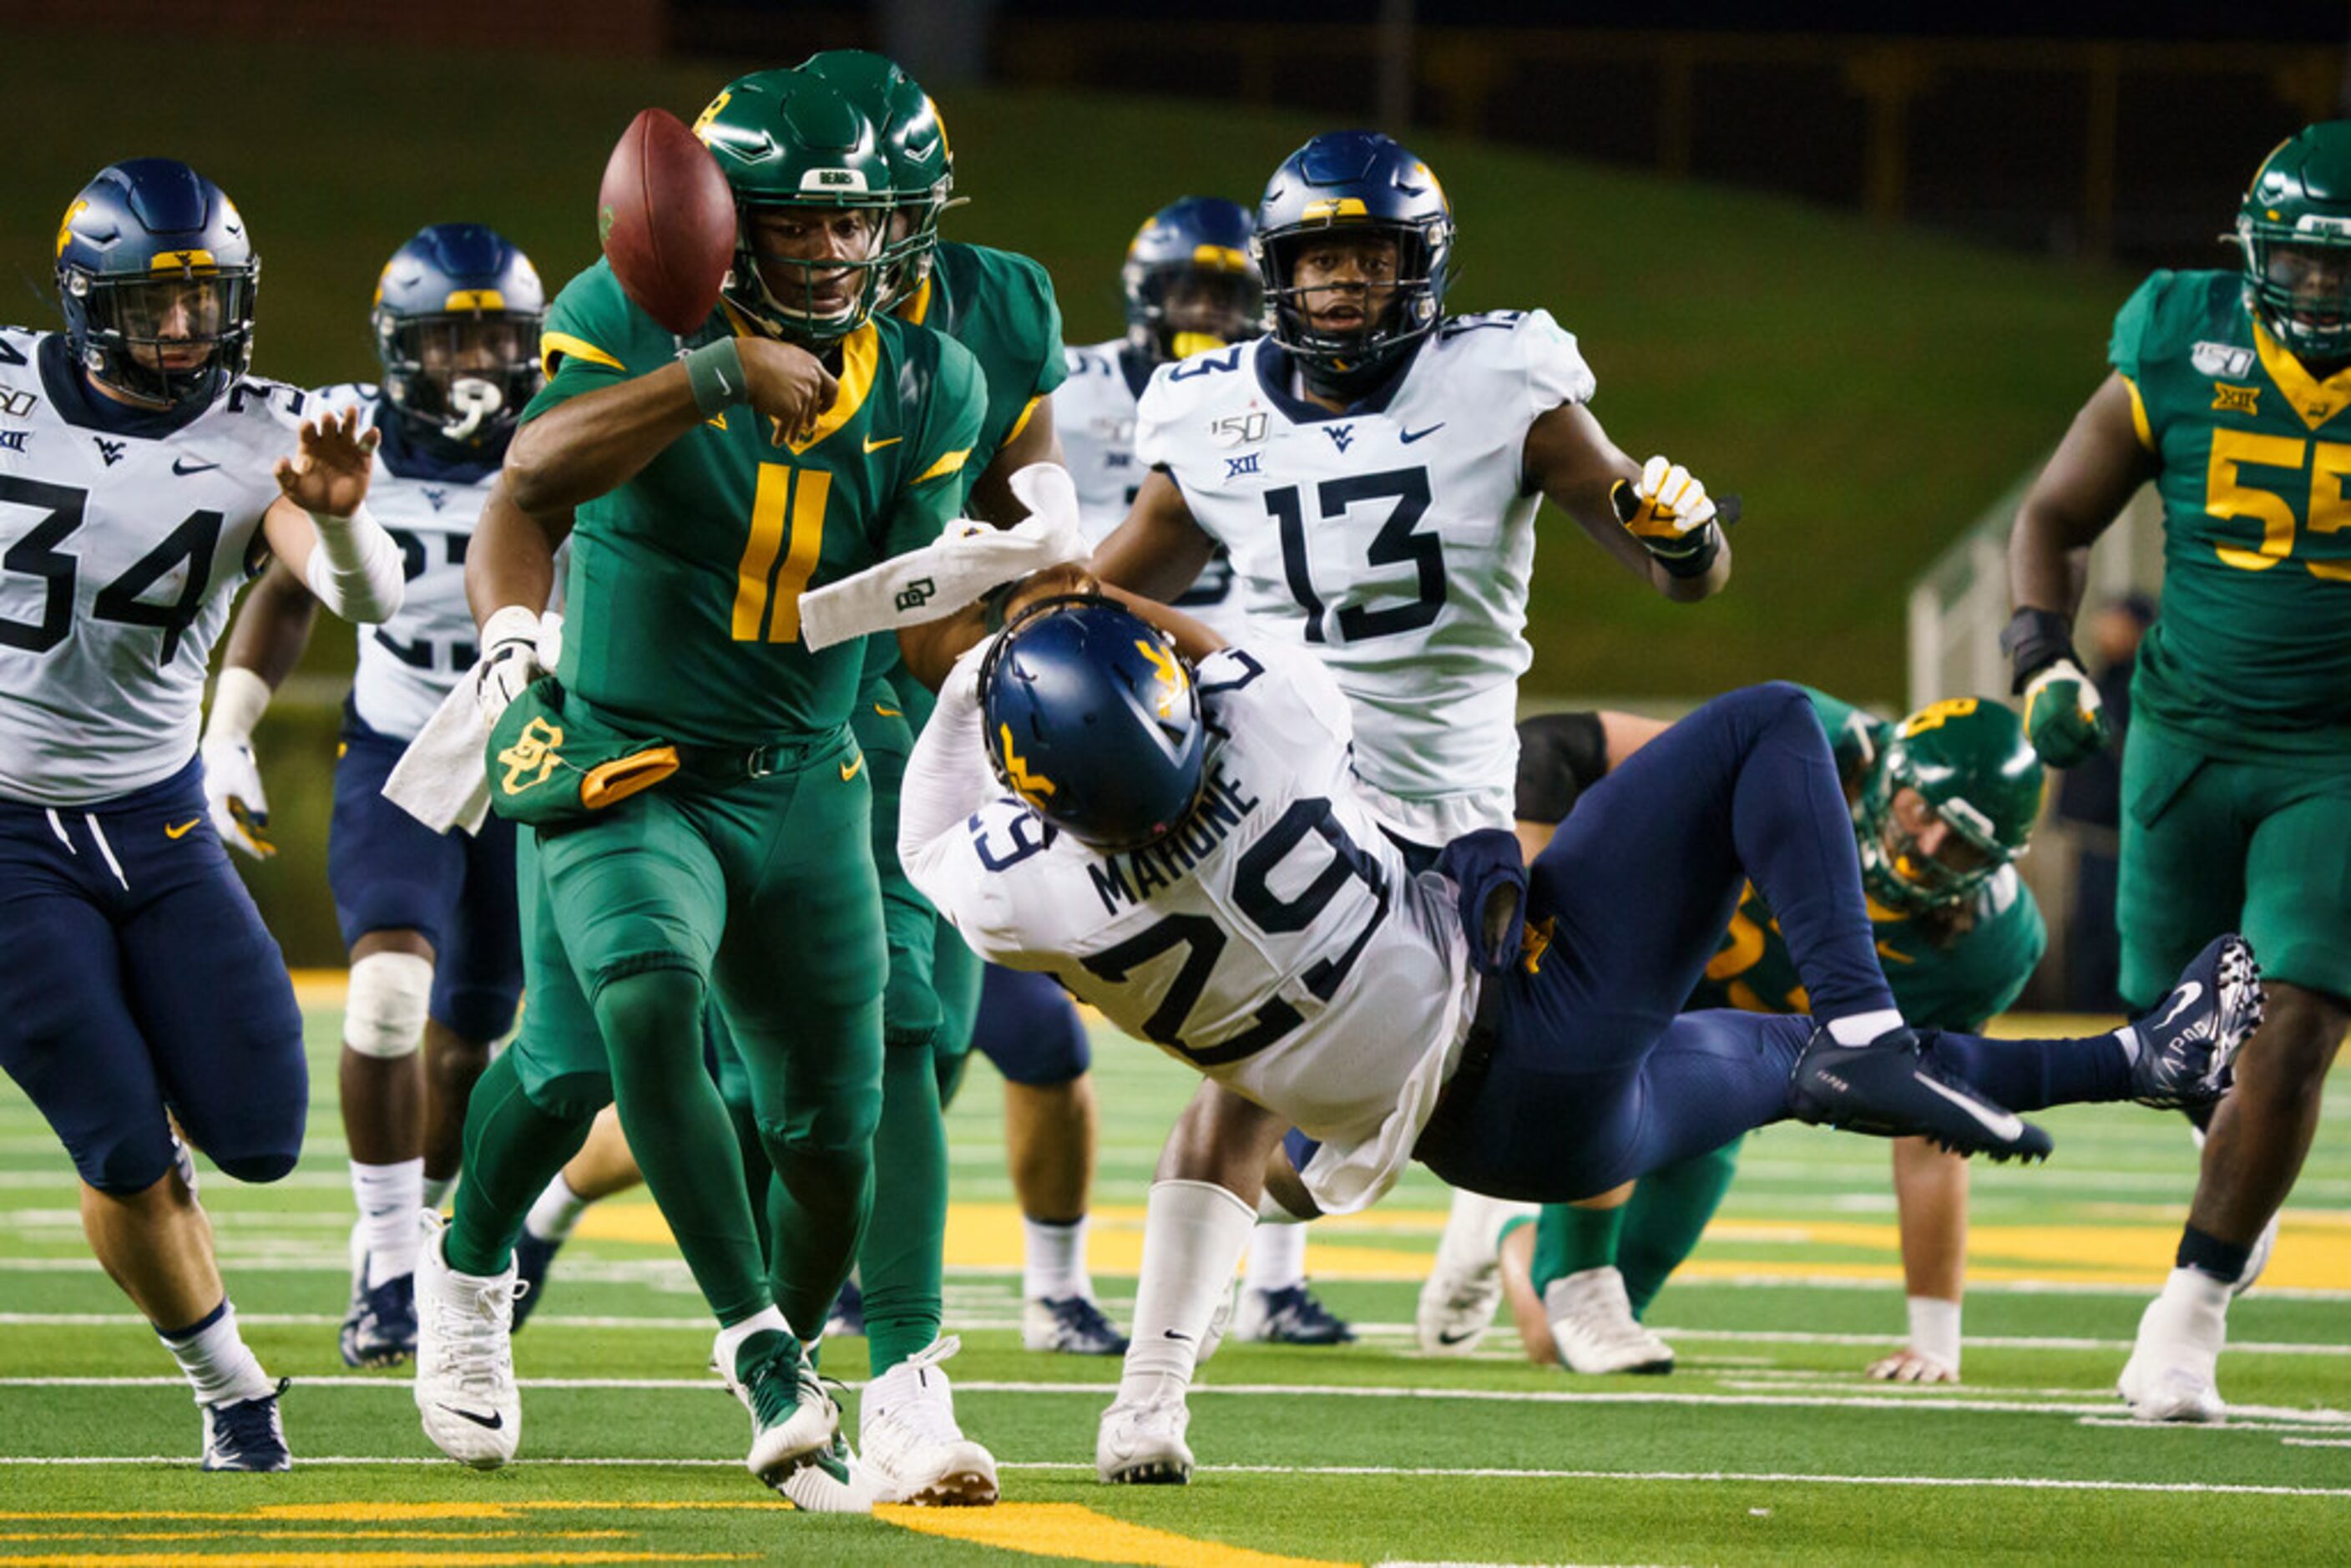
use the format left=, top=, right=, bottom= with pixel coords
left=902, top=635, right=1473, bottom=1216
left=1134, top=312, right=1595, bottom=844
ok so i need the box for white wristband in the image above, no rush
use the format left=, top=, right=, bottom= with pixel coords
left=1905, top=1294, right=1961, bottom=1370
left=205, top=665, right=272, bottom=749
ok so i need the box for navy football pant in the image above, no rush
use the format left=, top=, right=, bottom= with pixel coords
left=330, top=713, right=523, bottom=1044
left=968, top=964, right=1091, bottom=1088
left=0, top=758, right=306, bottom=1194
left=1413, top=684, right=2127, bottom=1201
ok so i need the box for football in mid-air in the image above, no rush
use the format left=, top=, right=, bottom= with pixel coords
left=597, top=107, right=735, bottom=335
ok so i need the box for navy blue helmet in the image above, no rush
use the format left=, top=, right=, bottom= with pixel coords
left=1121, top=197, right=1262, bottom=364
left=372, top=224, right=546, bottom=453
left=980, top=598, right=1207, bottom=852
left=1255, top=131, right=1454, bottom=392
left=56, top=159, right=258, bottom=410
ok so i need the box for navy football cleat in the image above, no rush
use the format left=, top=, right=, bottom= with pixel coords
left=824, top=1277, right=865, bottom=1340
left=340, top=1270, right=418, bottom=1368
left=508, top=1231, right=560, bottom=1331
left=1232, top=1283, right=1357, bottom=1346
left=2126, top=934, right=2263, bottom=1110
left=201, top=1378, right=291, bottom=1471
left=1024, top=1293, right=1130, bottom=1356
left=1788, top=1024, right=2052, bottom=1162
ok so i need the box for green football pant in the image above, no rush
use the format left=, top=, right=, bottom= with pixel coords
left=473, top=722, right=885, bottom=1328
left=2118, top=713, right=2351, bottom=1006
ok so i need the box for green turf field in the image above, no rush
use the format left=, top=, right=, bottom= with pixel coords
left=2, top=984, right=2344, bottom=1565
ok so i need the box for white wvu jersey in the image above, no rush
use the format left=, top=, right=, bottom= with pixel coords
left=904, top=637, right=1472, bottom=1216
left=1135, top=311, right=1595, bottom=844
left=310, top=385, right=498, bottom=741
left=0, top=328, right=306, bottom=806
left=1057, top=336, right=1244, bottom=636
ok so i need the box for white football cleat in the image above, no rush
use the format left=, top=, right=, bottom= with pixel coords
left=2118, top=1271, right=2228, bottom=1422
left=412, top=1209, right=522, bottom=1469
left=774, top=1430, right=886, bottom=1514
left=715, top=1328, right=838, bottom=1481
left=858, top=1337, right=998, bottom=1505
left=1417, top=1191, right=1538, bottom=1355
left=1544, top=1267, right=1675, bottom=1375
left=1097, top=1395, right=1193, bottom=1485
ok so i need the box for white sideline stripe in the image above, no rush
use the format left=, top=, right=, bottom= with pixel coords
left=0, top=1454, right=2347, bottom=1499
left=7, top=1373, right=2343, bottom=1425
left=1, top=1310, right=2345, bottom=1360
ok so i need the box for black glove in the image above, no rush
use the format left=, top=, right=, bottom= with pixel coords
left=1436, top=827, right=1528, bottom=976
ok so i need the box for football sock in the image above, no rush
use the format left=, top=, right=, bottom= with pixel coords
left=1024, top=1215, right=1090, bottom=1302
left=1532, top=1201, right=1623, bottom=1297
left=856, top=1032, right=948, bottom=1375
left=2176, top=1223, right=2253, bottom=1285
left=421, top=1174, right=456, bottom=1211
left=1919, top=1027, right=2133, bottom=1110
left=597, top=969, right=776, bottom=1327
left=1827, top=1009, right=1906, bottom=1046
left=1118, top=1180, right=1256, bottom=1408
left=2153, top=1263, right=2232, bottom=1319
left=714, top=1304, right=793, bottom=1370
left=1243, top=1213, right=1308, bottom=1294
left=156, top=1298, right=273, bottom=1407
left=523, top=1172, right=589, bottom=1244
left=1906, top=1295, right=1962, bottom=1368
left=447, top=1050, right=593, bottom=1278
left=1618, top=1138, right=1742, bottom=1315
left=350, top=1157, right=423, bottom=1287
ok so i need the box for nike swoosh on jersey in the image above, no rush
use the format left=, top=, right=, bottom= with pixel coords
left=2151, top=982, right=2202, bottom=1032
left=1913, top=1073, right=2025, bottom=1143
left=1436, top=1327, right=1482, bottom=1346
left=840, top=754, right=865, bottom=782
left=1398, top=423, right=1446, bottom=443
left=437, top=1404, right=505, bottom=1430
left=863, top=435, right=902, bottom=453
left=164, top=818, right=200, bottom=839
left=172, top=458, right=220, bottom=476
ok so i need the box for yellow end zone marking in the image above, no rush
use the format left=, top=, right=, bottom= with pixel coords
left=882, top=1501, right=1352, bottom=1568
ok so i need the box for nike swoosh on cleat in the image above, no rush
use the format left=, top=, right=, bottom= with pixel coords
left=1436, top=1328, right=1481, bottom=1345
left=2152, top=982, right=2202, bottom=1032
left=1162, top=1329, right=1192, bottom=1341
left=437, top=1404, right=505, bottom=1430
left=1913, top=1073, right=2025, bottom=1143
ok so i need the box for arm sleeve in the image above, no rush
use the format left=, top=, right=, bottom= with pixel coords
left=893, top=639, right=1006, bottom=903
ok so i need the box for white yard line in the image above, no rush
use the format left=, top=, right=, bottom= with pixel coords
left=0, top=1454, right=2343, bottom=1499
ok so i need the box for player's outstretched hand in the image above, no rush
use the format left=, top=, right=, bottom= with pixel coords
left=739, top=338, right=839, bottom=444
left=1434, top=827, right=1528, bottom=976
left=1866, top=1347, right=1959, bottom=1384
left=2020, top=659, right=2112, bottom=768
left=199, top=735, right=275, bottom=859
left=1612, top=456, right=1722, bottom=570
left=274, top=406, right=381, bottom=517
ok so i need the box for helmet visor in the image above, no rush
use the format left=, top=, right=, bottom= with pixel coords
left=1874, top=787, right=2003, bottom=905
left=1135, top=266, right=1262, bottom=357
left=384, top=314, right=543, bottom=441
left=2252, top=235, right=2351, bottom=357
left=739, top=200, right=897, bottom=337
left=92, top=272, right=251, bottom=376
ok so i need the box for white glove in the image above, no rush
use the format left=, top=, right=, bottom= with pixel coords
left=199, top=666, right=276, bottom=859
left=473, top=604, right=546, bottom=726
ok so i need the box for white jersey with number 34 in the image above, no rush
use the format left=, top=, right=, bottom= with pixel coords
left=0, top=327, right=306, bottom=806
left=1135, top=312, right=1595, bottom=842
left=903, top=636, right=1472, bottom=1215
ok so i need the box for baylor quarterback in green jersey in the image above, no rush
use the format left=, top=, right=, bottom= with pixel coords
left=410, top=68, right=984, bottom=1499
left=2008, top=121, right=2348, bottom=1425
left=1423, top=692, right=2045, bottom=1383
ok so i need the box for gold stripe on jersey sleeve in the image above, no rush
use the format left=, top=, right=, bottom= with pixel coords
left=1004, top=394, right=1042, bottom=448
left=915, top=445, right=972, bottom=484
left=2252, top=318, right=2351, bottom=432
left=2121, top=374, right=2154, bottom=452
left=540, top=331, right=624, bottom=382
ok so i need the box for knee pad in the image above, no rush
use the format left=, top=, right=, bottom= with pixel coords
left=1514, top=711, right=1608, bottom=825
left=344, top=950, right=434, bottom=1060
left=972, top=968, right=1090, bottom=1086
left=211, top=1146, right=301, bottom=1185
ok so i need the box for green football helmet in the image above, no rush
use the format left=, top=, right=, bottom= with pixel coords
left=692, top=68, right=897, bottom=343
left=796, top=49, right=954, bottom=311
left=2234, top=122, right=2351, bottom=363
left=1857, top=698, right=2044, bottom=913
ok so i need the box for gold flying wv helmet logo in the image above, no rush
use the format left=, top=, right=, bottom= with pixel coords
left=1134, top=638, right=1186, bottom=719
left=998, top=722, right=1057, bottom=806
